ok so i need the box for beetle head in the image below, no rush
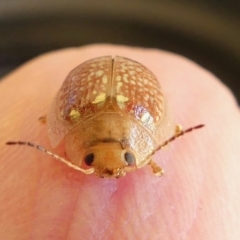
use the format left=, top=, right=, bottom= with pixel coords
left=83, top=143, right=136, bottom=178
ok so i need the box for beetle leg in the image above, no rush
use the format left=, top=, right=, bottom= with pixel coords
left=39, top=115, right=47, bottom=124
left=148, top=160, right=164, bottom=177
left=175, top=124, right=183, bottom=135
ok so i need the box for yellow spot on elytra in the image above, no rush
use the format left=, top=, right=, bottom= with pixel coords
left=144, top=95, right=149, bottom=101
left=70, top=109, right=81, bottom=123
left=116, top=95, right=129, bottom=103
left=130, top=80, right=136, bottom=85
left=116, top=82, right=123, bottom=92
left=102, top=75, right=108, bottom=84
left=98, top=61, right=105, bottom=67
left=143, top=78, right=149, bottom=84
left=92, top=93, right=106, bottom=104
left=96, top=70, right=104, bottom=77
left=141, top=112, right=153, bottom=124
left=123, top=76, right=129, bottom=83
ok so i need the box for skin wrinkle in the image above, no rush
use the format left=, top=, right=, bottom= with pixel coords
left=98, top=180, right=127, bottom=239
left=122, top=181, right=144, bottom=239
left=29, top=163, right=46, bottom=239
left=130, top=182, right=146, bottom=239
left=27, top=158, right=43, bottom=240
left=65, top=177, right=118, bottom=240
left=0, top=150, right=38, bottom=239
left=102, top=173, right=153, bottom=240
left=88, top=180, right=118, bottom=240
left=187, top=146, right=206, bottom=239
left=64, top=185, right=83, bottom=240
left=30, top=169, right=48, bottom=238
left=169, top=143, right=204, bottom=239
left=40, top=174, right=78, bottom=239
left=190, top=122, right=238, bottom=239
left=27, top=152, right=80, bottom=239
left=104, top=179, right=135, bottom=239
left=182, top=189, right=201, bottom=240
left=27, top=127, right=51, bottom=238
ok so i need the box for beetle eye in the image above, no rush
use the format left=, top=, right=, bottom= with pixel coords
left=124, top=152, right=135, bottom=165
left=84, top=153, right=94, bottom=166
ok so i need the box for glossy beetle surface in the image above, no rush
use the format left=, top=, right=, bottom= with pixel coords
left=7, top=56, right=204, bottom=178
left=47, top=56, right=170, bottom=177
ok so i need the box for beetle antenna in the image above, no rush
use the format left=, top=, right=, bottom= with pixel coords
left=153, top=124, right=205, bottom=154
left=5, top=141, right=94, bottom=174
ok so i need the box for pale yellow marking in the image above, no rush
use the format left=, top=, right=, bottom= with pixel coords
left=136, top=67, right=142, bottom=72
left=98, top=61, right=105, bottom=67
left=130, top=80, right=136, bottom=85
left=123, top=76, right=129, bottom=83
left=116, top=95, right=129, bottom=103
left=121, top=64, right=128, bottom=70
left=92, top=93, right=106, bottom=104
left=148, top=81, right=153, bottom=87
left=70, top=109, right=81, bottom=122
left=96, top=70, right=104, bottom=77
left=116, top=82, right=123, bottom=92
left=102, top=75, right=108, bottom=84
left=90, top=63, right=97, bottom=68
left=144, top=95, right=149, bottom=101
left=143, top=78, right=149, bottom=84
left=141, top=112, right=152, bottom=123
left=116, top=76, right=121, bottom=81
left=129, top=70, right=136, bottom=75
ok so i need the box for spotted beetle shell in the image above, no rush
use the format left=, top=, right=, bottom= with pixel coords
left=47, top=56, right=171, bottom=174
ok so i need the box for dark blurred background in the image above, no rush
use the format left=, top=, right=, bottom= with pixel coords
left=0, top=0, right=239, bottom=103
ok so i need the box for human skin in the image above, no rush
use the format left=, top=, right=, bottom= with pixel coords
left=0, top=45, right=240, bottom=240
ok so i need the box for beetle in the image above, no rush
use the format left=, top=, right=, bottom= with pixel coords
left=6, top=56, right=204, bottom=178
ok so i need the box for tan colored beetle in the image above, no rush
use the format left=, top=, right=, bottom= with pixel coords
left=7, top=56, right=204, bottom=178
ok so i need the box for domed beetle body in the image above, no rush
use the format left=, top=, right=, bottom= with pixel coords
left=7, top=56, right=204, bottom=178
